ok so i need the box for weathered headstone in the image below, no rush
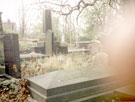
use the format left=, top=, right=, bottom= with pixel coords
left=46, top=30, right=54, bottom=56
left=0, top=39, right=4, bottom=65
left=43, top=10, right=52, bottom=34
left=3, top=34, right=21, bottom=78
left=43, top=10, right=54, bottom=56
left=0, top=12, right=5, bottom=68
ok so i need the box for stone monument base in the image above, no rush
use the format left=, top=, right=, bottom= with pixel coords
left=27, top=67, right=129, bottom=102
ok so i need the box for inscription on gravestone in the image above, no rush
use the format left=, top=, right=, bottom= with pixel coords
left=3, top=34, right=21, bottom=78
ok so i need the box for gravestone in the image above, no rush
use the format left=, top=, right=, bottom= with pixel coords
left=46, top=30, right=54, bottom=56
left=43, top=10, right=52, bottom=34
left=43, top=10, right=54, bottom=56
left=33, top=10, right=68, bottom=55
left=0, top=12, right=3, bottom=34
left=3, top=34, right=21, bottom=78
left=0, top=12, right=5, bottom=71
left=43, top=10, right=54, bottom=55
left=0, top=39, right=4, bottom=65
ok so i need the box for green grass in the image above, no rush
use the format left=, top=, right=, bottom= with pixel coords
left=89, top=94, right=120, bottom=102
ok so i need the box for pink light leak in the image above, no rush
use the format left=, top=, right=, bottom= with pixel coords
left=105, top=1, right=135, bottom=81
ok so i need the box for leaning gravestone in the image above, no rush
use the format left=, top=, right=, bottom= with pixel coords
left=3, top=34, right=21, bottom=78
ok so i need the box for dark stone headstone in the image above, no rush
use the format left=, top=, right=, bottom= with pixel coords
left=3, top=34, right=21, bottom=78
left=43, top=10, right=52, bottom=34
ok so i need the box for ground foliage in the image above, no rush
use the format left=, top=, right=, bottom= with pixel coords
left=21, top=53, right=92, bottom=78
left=91, top=94, right=120, bottom=102
left=0, top=78, right=31, bottom=102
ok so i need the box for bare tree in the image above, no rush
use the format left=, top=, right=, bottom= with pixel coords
left=33, top=0, right=123, bottom=43
left=18, top=0, right=28, bottom=37
left=36, top=0, right=121, bottom=20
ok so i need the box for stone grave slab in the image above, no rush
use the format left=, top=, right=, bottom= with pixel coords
left=27, top=67, right=129, bottom=102
left=68, top=49, right=90, bottom=53
left=20, top=52, right=48, bottom=61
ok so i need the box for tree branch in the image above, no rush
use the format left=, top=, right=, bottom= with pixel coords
left=37, top=0, right=98, bottom=17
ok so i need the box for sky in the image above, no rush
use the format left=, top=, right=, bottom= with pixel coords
left=0, top=0, right=41, bottom=32
left=0, top=0, right=83, bottom=34
left=0, top=0, right=20, bottom=22
left=0, top=0, right=79, bottom=21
